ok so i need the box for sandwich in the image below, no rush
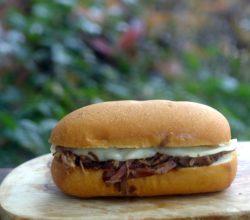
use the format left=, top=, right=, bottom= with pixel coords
left=50, top=100, right=237, bottom=197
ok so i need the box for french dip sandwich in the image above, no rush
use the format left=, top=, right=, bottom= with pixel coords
left=50, top=100, right=237, bottom=197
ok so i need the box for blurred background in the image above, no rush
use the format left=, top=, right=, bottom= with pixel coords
left=0, top=0, right=249, bottom=167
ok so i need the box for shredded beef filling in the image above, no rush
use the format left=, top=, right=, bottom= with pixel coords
left=54, top=148, right=231, bottom=194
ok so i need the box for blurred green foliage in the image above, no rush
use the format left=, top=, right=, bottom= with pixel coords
left=0, top=0, right=249, bottom=167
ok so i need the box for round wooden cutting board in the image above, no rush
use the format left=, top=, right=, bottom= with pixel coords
left=0, top=142, right=250, bottom=220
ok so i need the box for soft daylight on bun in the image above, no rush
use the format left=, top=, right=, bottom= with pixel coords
left=50, top=100, right=231, bottom=148
left=51, top=151, right=237, bottom=197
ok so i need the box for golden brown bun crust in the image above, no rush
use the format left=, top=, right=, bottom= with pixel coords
left=50, top=100, right=231, bottom=148
left=51, top=152, right=237, bottom=197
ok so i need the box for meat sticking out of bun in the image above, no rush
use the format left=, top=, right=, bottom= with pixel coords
left=50, top=100, right=237, bottom=197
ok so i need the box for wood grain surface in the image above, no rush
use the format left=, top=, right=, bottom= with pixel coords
left=0, top=142, right=249, bottom=220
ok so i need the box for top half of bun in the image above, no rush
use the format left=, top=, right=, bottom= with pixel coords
left=49, top=100, right=231, bottom=149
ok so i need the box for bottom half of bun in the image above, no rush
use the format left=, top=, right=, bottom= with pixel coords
left=51, top=152, right=237, bottom=198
